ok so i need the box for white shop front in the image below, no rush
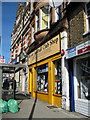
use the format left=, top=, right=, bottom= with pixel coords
left=66, top=40, right=90, bottom=117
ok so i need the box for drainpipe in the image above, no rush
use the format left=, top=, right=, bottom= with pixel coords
left=69, top=59, right=74, bottom=112
left=68, top=14, right=74, bottom=112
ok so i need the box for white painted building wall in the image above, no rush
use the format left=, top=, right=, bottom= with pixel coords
left=61, top=31, right=70, bottom=110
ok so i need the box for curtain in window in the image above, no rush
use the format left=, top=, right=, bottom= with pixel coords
left=42, top=6, right=49, bottom=29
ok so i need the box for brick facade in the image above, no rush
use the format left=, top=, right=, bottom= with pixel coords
left=67, top=3, right=90, bottom=49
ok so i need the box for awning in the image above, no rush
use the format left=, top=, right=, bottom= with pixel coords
left=0, top=63, right=26, bottom=73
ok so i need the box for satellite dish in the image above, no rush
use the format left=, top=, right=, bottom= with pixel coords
left=49, top=0, right=63, bottom=8
left=49, top=0, right=54, bottom=7
left=54, top=0, right=63, bottom=8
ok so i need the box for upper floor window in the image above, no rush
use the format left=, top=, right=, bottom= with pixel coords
left=55, top=6, right=61, bottom=22
left=86, top=2, right=90, bottom=31
left=41, top=6, right=49, bottom=29
left=35, top=6, right=50, bottom=32
left=32, top=24, right=35, bottom=43
left=36, top=11, right=39, bottom=32
left=13, top=48, right=15, bottom=59
left=16, top=15, right=20, bottom=25
left=18, top=43, right=21, bottom=55
left=25, top=33, right=28, bottom=48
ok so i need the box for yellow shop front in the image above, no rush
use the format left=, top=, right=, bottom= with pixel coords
left=28, top=34, right=62, bottom=107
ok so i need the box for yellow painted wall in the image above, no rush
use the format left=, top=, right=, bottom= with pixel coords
left=53, top=95, right=62, bottom=107
left=28, top=53, right=62, bottom=107
left=37, top=92, right=49, bottom=103
left=28, top=71, right=30, bottom=94
left=32, top=67, right=36, bottom=98
left=29, top=69, right=32, bottom=93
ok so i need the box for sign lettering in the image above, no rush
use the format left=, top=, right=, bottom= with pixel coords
left=28, top=35, right=60, bottom=65
left=66, top=40, right=90, bottom=59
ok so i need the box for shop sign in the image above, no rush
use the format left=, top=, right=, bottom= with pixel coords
left=0, top=59, right=5, bottom=63
left=77, top=40, right=90, bottom=55
left=66, top=47, right=76, bottom=59
left=28, top=35, right=60, bottom=65
left=66, top=40, right=90, bottom=59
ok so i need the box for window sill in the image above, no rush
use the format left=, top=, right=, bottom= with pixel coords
left=53, top=94, right=62, bottom=97
left=83, top=30, right=90, bottom=36
left=55, top=80, right=60, bottom=82
left=36, top=91, right=48, bottom=95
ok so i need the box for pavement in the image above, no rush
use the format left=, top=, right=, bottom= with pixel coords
left=2, top=97, right=90, bottom=120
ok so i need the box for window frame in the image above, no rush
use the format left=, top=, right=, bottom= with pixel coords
left=85, top=2, right=90, bottom=32
left=36, top=11, right=39, bottom=32
left=25, top=32, right=28, bottom=48
left=41, top=6, right=50, bottom=30
left=76, top=57, right=90, bottom=100
left=53, top=59, right=62, bottom=95
left=32, top=24, right=35, bottom=43
left=36, top=63, right=48, bottom=93
left=55, top=5, right=61, bottom=22
left=18, top=42, right=21, bottom=55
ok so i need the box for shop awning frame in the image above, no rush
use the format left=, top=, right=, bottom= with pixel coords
left=0, top=63, right=26, bottom=99
left=0, top=63, right=26, bottom=73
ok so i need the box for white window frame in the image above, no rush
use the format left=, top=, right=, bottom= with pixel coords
left=41, top=6, right=50, bottom=30
left=25, top=33, right=28, bottom=48
left=85, top=2, right=90, bottom=32
left=55, top=6, right=61, bottom=22
left=36, top=11, right=39, bottom=32
left=32, top=27, right=34, bottom=43
left=13, top=48, right=15, bottom=59
left=18, top=43, right=21, bottom=55
left=32, top=24, right=34, bottom=43
left=40, top=9, right=42, bottom=30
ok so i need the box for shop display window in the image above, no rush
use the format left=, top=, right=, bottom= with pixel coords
left=77, top=56, right=90, bottom=100
left=37, top=64, right=48, bottom=93
left=54, top=60, right=62, bottom=94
